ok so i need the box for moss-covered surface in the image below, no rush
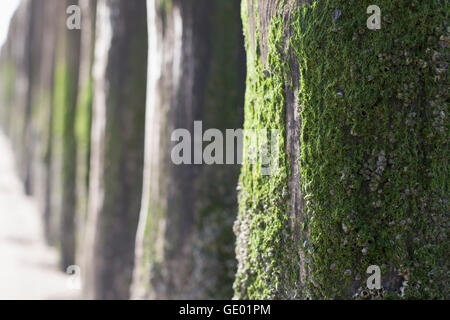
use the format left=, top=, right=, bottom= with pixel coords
left=51, top=20, right=81, bottom=268
left=74, top=80, right=92, bottom=221
left=156, top=0, right=173, bottom=15
left=235, top=0, right=449, bottom=299
left=75, top=81, right=92, bottom=180
left=234, top=0, right=297, bottom=300
left=74, top=1, right=97, bottom=269
left=0, top=61, right=16, bottom=131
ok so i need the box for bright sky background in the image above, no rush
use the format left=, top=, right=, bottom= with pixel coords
left=0, top=0, right=21, bottom=48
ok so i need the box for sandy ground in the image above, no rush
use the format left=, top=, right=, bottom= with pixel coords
left=0, top=131, right=80, bottom=299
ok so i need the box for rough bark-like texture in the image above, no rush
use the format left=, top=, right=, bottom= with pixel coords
left=132, top=0, right=245, bottom=299
left=83, top=0, right=148, bottom=300
left=235, top=0, right=449, bottom=299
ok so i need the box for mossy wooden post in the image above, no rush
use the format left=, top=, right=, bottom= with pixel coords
left=234, top=0, right=449, bottom=299
left=0, top=0, right=52, bottom=198
left=0, top=54, right=15, bottom=134
left=51, top=0, right=81, bottom=269
left=84, top=0, right=148, bottom=299
left=0, top=1, right=34, bottom=187
left=0, top=54, right=15, bottom=133
left=0, top=6, right=22, bottom=137
left=25, top=0, right=61, bottom=239
left=19, top=0, right=37, bottom=195
left=32, top=1, right=61, bottom=242
left=75, top=0, right=97, bottom=264
left=132, top=0, right=245, bottom=299
left=0, top=1, right=60, bottom=243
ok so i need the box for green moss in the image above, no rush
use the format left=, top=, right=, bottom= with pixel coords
left=0, top=61, right=16, bottom=129
left=52, top=62, right=67, bottom=139
left=295, top=0, right=448, bottom=299
left=53, top=58, right=78, bottom=184
left=75, top=80, right=92, bottom=155
left=236, top=0, right=449, bottom=299
left=74, top=78, right=93, bottom=229
left=51, top=27, right=81, bottom=268
left=1, top=61, right=16, bottom=103
left=156, top=0, right=173, bottom=27
left=234, top=0, right=297, bottom=299
left=33, top=91, right=52, bottom=160
left=157, top=0, right=173, bottom=13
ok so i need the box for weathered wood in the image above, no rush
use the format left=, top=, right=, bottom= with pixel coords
left=132, top=0, right=245, bottom=299
left=83, top=0, right=148, bottom=299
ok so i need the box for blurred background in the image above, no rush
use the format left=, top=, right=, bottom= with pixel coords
left=0, top=0, right=79, bottom=300
left=0, top=0, right=77, bottom=299
left=0, top=0, right=244, bottom=300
